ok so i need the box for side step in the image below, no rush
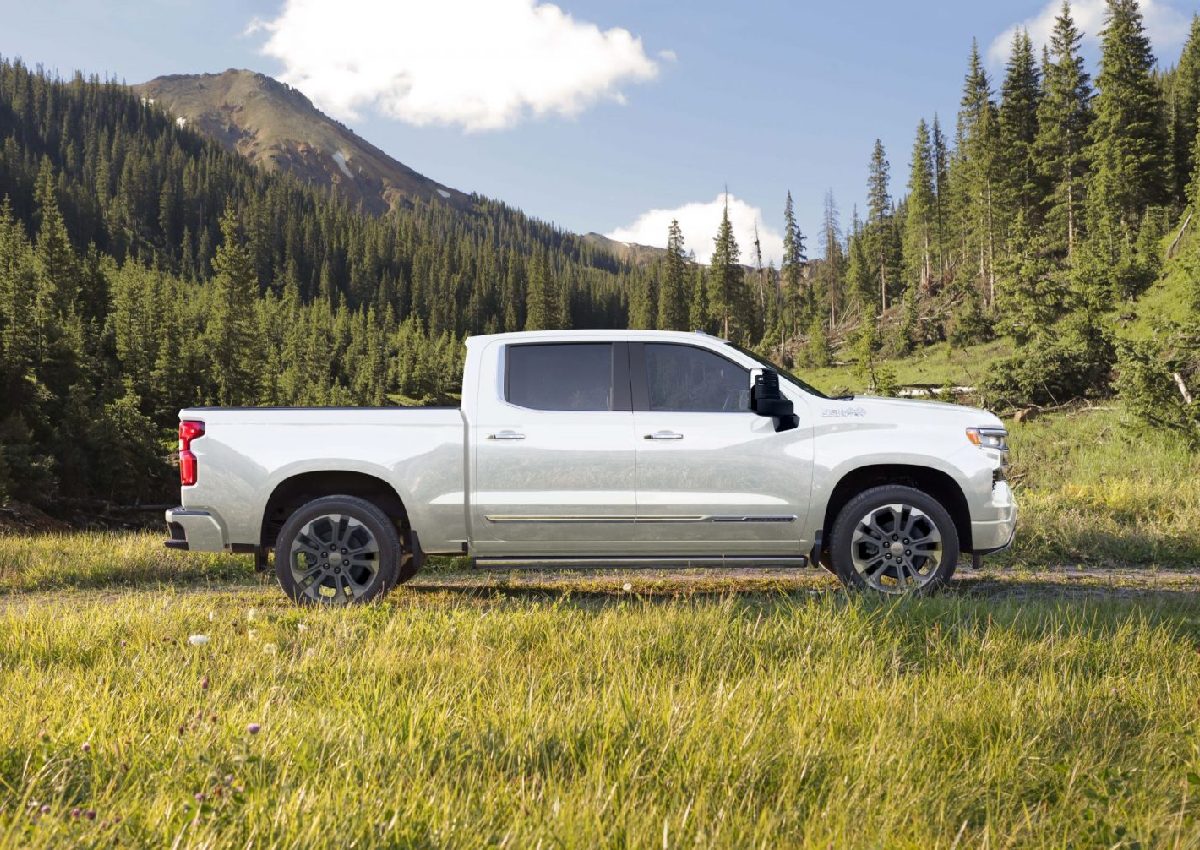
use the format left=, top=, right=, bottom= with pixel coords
left=471, top=555, right=809, bottom=570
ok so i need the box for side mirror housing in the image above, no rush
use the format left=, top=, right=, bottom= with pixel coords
left=751, top=370, right=799, bottom=432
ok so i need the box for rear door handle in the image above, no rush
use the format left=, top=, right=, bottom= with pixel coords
left=644, top=430, right=684, bottom=441
left=488, top=430, right=526, bottom=440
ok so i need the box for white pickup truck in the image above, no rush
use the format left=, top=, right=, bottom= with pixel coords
left=165, top=330, right=1016, bottom=601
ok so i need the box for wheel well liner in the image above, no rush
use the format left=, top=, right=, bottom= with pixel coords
left=260, top=472, right=409, bottom=549
left=821, top=465, right=973, bottom=552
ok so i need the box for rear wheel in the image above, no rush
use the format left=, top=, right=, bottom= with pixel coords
left=830, top=485, right=958, bottom=594
left=275, top=495, right=402, bottom=605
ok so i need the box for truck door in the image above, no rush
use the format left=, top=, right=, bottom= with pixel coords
left=629, top=342, right=813, bottom=555
left=470, top=341, right=638, bottom=555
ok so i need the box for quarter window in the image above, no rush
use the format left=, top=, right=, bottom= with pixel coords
left=644, top=344, right=750, bottom=412
left=506, top=343, right=615, bottom=411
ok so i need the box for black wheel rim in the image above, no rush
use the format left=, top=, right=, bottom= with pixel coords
left=289, top=514, right=380, bottom=604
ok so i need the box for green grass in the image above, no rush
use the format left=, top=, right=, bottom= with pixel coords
left=801, top=337, right=1015, bottom=396
left=1, top=563, right=1199, bottom=848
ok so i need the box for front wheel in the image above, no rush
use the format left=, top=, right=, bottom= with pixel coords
left=829, top=485, right=959, bottom=594
left=275, top=495, right=402, bottom=605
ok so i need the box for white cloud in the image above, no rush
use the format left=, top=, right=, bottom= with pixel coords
left=606, top=194, right=786, bottom=267
left=988, top=0, right=1190, bottom=66
left=248, top=0, right=663, bottom=131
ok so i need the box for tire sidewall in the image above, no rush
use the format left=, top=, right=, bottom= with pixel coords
left=275, top=495, right=402, bottom=605
left=830, top=485, right=959, bottom=594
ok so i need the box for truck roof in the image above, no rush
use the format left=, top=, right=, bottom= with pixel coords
left=466, top=329, right=729, bottom=346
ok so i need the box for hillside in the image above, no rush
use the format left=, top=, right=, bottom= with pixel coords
left=135, top=69, right=472, bottom=215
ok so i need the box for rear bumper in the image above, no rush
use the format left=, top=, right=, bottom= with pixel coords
left=164, top=507, right=226, bottom=552
left=970, top=480, right=1017, bottom=554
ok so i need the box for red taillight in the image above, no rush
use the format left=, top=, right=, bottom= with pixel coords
left=179, top=420, right=205, bottom=486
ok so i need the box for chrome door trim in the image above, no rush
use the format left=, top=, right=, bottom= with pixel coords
left=485, top=514, right=797, bottom=524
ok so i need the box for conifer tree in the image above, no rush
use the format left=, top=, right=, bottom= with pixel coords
left=1034, top=1, right=1094, bottom=259
left=688, top=261, right=709, bottom=333
left=866, top=140, right=899, bottom=311
left=998, top=29, right=1044, bottom=238
left=904, top=120, right=936, bottom=294
left=1088, top=0, right=1169, bottom=240
left=657, top=220, right=689, bottom=330
left=207, top=208, right=260, bottom=405
left=524, top=250, right=552, bottom=331
left=954, top=40, right=1001, bottom=306
left=819, top=190, right=843, bottom=327
left=709, top=197, right=745, bottom=339
left=781, top=191, right=807, bottom=336
left=1168, top=15, right=1200, bottom=204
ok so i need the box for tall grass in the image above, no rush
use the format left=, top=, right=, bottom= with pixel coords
left=1, top=586, right=1198, bottom=847
left=1001, top=407, right=1200, bottom=566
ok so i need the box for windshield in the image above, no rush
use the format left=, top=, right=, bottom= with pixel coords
left=725, top=342, right=833, bottom=400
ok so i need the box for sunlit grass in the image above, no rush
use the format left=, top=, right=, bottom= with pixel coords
left=1, top=583, right=1198, bottom=848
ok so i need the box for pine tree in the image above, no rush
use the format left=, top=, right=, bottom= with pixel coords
left=709, top=197, right=745, bottom=339
left=819, top=190, right=843, bottom=327
left=657, top=219, right=689, bottom=330
left=1169, top=15, right=1200, bottom=205
left=1088, top=0, right=1169, bottom=240
left=1034, top=0, right=1094, bottom=259
left=931, top=115, right=951, bottom=283
left=866, top=139, right=899, bottom=311
left=781, top=191, right=807, bottom=336
left=904, top=119, right=936, bottom=295
left=954, top=40, right=1001, bottom=306
left=207, top=208, right=260, bottom=405
left=524, top=249, right=552, bottom=331
left=688, top=261, right=709, bottom=333
left=998, top=29, right=1044, bottom=239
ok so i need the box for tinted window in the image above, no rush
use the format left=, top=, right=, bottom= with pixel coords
left=644, top=344, right=750, bottom=412
left=506, top=344, right=614, bottom=411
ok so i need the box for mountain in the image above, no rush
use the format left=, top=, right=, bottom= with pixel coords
left=134, top=69, right=471, bottom=215
left=581, top=233, right=667, bottom=266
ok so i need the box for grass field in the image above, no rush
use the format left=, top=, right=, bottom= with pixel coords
left=2, top=406, right=1200, bottom=847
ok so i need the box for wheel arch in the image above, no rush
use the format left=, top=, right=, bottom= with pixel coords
left=260, top=471, right=410, bottom=549
left=821, top=464, right=973, bottom=554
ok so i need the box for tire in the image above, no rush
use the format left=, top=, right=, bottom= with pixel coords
left=275, top=495, right=403, bottom=605
left=829, top=485, right=959, bottom=595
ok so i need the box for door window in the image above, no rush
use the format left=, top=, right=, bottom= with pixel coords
left=644, top=344, right=750, bottom=412
left=506, top=343, right=616, bottom=411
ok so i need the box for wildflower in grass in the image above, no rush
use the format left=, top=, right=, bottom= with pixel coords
left=297, top=623, right=308, bottom=632
left=84, top=809, right=95, bottom=820
left=247, top=608, right=257, bottom=621
left=247, top=722, right=261, bottom=735
left=81, top=741, right=91, bottom=752
left=40, top=804, right=50, bottom=815
left=200, top=675, right=210, bottom=690
left=262, top=642, right=278, bottom=655
left=623, top=582, right=632, bottom=592
left=188, top=634, right=209, bottom=646
left=70, top=808, right=80, bottom=819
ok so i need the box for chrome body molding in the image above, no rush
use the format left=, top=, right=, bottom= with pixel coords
left=473, top=555, right=810, bottom=570
left=483, top=514, right=798, bottom=524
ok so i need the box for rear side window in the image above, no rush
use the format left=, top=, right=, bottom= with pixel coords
left=644, top=344, right=750, bottom=412
left=506, top=343, right=615, bottom=411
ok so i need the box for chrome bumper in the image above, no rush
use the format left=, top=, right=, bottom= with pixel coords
left=164, top=507, right=226, bottom=552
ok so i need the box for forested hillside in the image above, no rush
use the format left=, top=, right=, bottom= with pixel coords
left=0, top=57, right=658, bottom=509
left=1, top=0, right=1199, bottom=515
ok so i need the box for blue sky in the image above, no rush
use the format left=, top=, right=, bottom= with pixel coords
left=2, top=0, right=1195, bottom=263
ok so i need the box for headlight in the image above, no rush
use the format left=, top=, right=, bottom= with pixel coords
left=966, top=427, right=1008, bottom=452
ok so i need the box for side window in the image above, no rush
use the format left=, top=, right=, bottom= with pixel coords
left=506, top=343, right=615, bottom=411
left=644, top=344, right=750, bottom=412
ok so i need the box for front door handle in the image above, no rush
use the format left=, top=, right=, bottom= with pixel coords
left=644, top=430, right=684, bottom=441
left=488, top=430, right=526, bottom=440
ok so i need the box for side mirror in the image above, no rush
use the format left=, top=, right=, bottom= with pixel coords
left=751, top=370, right=799, bottom=432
